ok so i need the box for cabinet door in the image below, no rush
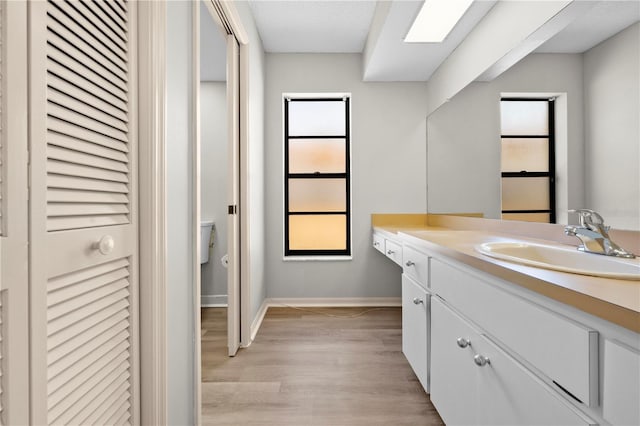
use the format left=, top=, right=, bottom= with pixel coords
left=402, top=274, right=429, bottom=392
left=474, top=333, right=593, bottom=426
left=430, top=297, right=477, bottom=425
left=603, top=339, right=640, bottom=426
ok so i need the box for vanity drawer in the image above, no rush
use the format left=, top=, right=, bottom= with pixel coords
left=384, top=239, right=402, bottom=266
left=372, top=233, right=385, bottom=254
left=432, top=298, right=594, bottom=426
left=431, top=258, right=598, bottom=407
left=403, top=244, right=429, bottom=289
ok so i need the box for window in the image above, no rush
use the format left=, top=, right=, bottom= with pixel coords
left=500, top=98, right=556, bottom=223
left=284, top=96, right=351, bottom=257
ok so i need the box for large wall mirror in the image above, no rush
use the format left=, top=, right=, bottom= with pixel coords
left=426, top=4, right=639, bottom=231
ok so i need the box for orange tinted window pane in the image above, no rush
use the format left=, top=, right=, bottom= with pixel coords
left=501, top=138, right=549, bottom=172
left=289, top=139, right=345, bottom=174
left=288, top=179, right=346, bottom=212
left=289, top=215, right=346, bottom=250
left=502, top=213, right=550, bottom=223
left=501, top=177, right=550, bottom=210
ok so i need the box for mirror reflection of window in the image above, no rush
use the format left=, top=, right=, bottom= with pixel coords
left=500, top=99, right=556, bottom=223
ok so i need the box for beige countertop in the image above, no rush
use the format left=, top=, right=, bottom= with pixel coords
left=373, top=222, right=640, bottom=333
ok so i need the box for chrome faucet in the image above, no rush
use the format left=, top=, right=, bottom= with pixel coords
left=564, top=209, right=636, bottom=258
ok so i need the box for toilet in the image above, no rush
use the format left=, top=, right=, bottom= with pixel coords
left=200, top=221, right=214, bottom=264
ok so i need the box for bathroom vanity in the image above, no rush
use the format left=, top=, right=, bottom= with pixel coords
left=372, top=214, right=640, bottom=425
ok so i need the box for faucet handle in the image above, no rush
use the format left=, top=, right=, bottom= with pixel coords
left=568, top=209, right=605, bottom=228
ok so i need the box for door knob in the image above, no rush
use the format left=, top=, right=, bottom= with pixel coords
left=474, top=354, right=490, bottom=367
left=94, top=235, right=115, bottom=255
left=456, top=337, right=470, bottom=348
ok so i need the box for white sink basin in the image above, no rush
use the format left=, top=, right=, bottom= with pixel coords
left=476, top=242, right=640, bottom=280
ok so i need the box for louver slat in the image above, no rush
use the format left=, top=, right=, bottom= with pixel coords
left=46, top=0, right=131, bottom=234
left=48, top=131, right=128, bottom=162
left=48, top=73, right=129, bottom=124
left=47, top=102, right=128, bottom=143
left=46, top=258, right=131, bottom=425
left=48, top=118, right=128, bottom=153
left=48, top=159, right=128, bottom=183
left=75, top=1, right=127, bottom=52
left=47, top=4, right=128, bottom=75
left=47, top=175, right=128, bottom=194
left=97, top=0, right=128, bottom=30
left=47, top=29, right=127, bottom=94
left=52, top=0, right=127, bottom=62
left=46, top=57, right=128, bottom=111
left=48, top=189, right=128, bottom=204
left=48, top=145, right=129, bottom=172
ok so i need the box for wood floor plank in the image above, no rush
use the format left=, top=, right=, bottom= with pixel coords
left=201, top=306, right=444, bottom=425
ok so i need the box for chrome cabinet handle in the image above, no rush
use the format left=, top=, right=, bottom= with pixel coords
left=405, top=260, right=415, bottom=267
left=474, top=354, right=490, bottom=367
left=456, top=337, right=470, bottom=348
left=387, top=250, right=395, bottom=255
left=374, top=241, right=380, bottom=247
left=93, top=235, right=115, bottom=255
left=412, top=298, right=423, bottom=305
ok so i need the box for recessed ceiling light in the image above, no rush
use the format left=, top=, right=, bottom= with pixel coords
left=405, top=0, right=474, bottom=43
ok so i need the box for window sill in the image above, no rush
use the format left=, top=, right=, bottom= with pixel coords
left=283, top=256, right=353, bottom=262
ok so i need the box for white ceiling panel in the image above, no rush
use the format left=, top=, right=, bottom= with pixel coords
left=248, top=0, right=377, bottom=53
left=364, top=0, right=496, bottom=81
left=536, top=1, right=640, bottom=53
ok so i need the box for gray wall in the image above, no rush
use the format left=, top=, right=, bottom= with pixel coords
left=200, top=82, right=228, bottom=304
left=166, top=2, right=195, bottom=424
left=264, top=53, right=428, bottom=299
left=584, top=23, right=640, bottom=230
left=426, top=53, right=585, bottom=222
left=234, top=0, right=268, bottom=327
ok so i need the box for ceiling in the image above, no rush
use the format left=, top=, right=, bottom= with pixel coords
left=244, top=0, right=640, bottom=82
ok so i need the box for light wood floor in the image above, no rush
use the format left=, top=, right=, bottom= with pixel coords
left=201, top=306, right=444, bottom=426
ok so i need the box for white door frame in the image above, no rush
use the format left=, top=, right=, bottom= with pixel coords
left=138, top=1, right=168, bottom=425
left=137, top=0, right=251, bottom=423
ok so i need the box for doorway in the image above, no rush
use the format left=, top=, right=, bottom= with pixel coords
left=198, top=0, right=231, bottom=372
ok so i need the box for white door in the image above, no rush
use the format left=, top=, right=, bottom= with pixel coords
left=28, top=1, right=139, bottom=424
left=226, top=34, right=240, bottom=356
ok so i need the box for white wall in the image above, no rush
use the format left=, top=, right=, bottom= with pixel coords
left=265, top=53, right=428, bottom=299
left=235, top=1, right=267, bottom=326
left=200, top=82, right=228, bottom=304
left=165, top=2, right=195, bottom=424
left=426, top=53, right=584, bottom=222
left=584, top=23, right=640, bottom=230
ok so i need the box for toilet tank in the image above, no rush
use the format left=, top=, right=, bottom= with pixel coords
left=200, top=221, right=214, bottom=264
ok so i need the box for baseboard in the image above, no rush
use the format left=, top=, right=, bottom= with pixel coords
left=200, top=294, right=228, bottom=307
left=249, top=298, right=270, bottom=344
left=267, top=297, right=402, bottom=308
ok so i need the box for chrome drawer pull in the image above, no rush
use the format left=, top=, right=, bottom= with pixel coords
left=413, top=298, right=424, bottom=305
left=405, top=260, right=415, bottom=267
left=456, top=337, right=470, bottom=348
left=474, top=354, right=490, bottom=367
left=387, top=250, right=395, bottom=255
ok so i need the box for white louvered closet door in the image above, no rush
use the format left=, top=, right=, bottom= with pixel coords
left=29, top=1, right=139, bottom=425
